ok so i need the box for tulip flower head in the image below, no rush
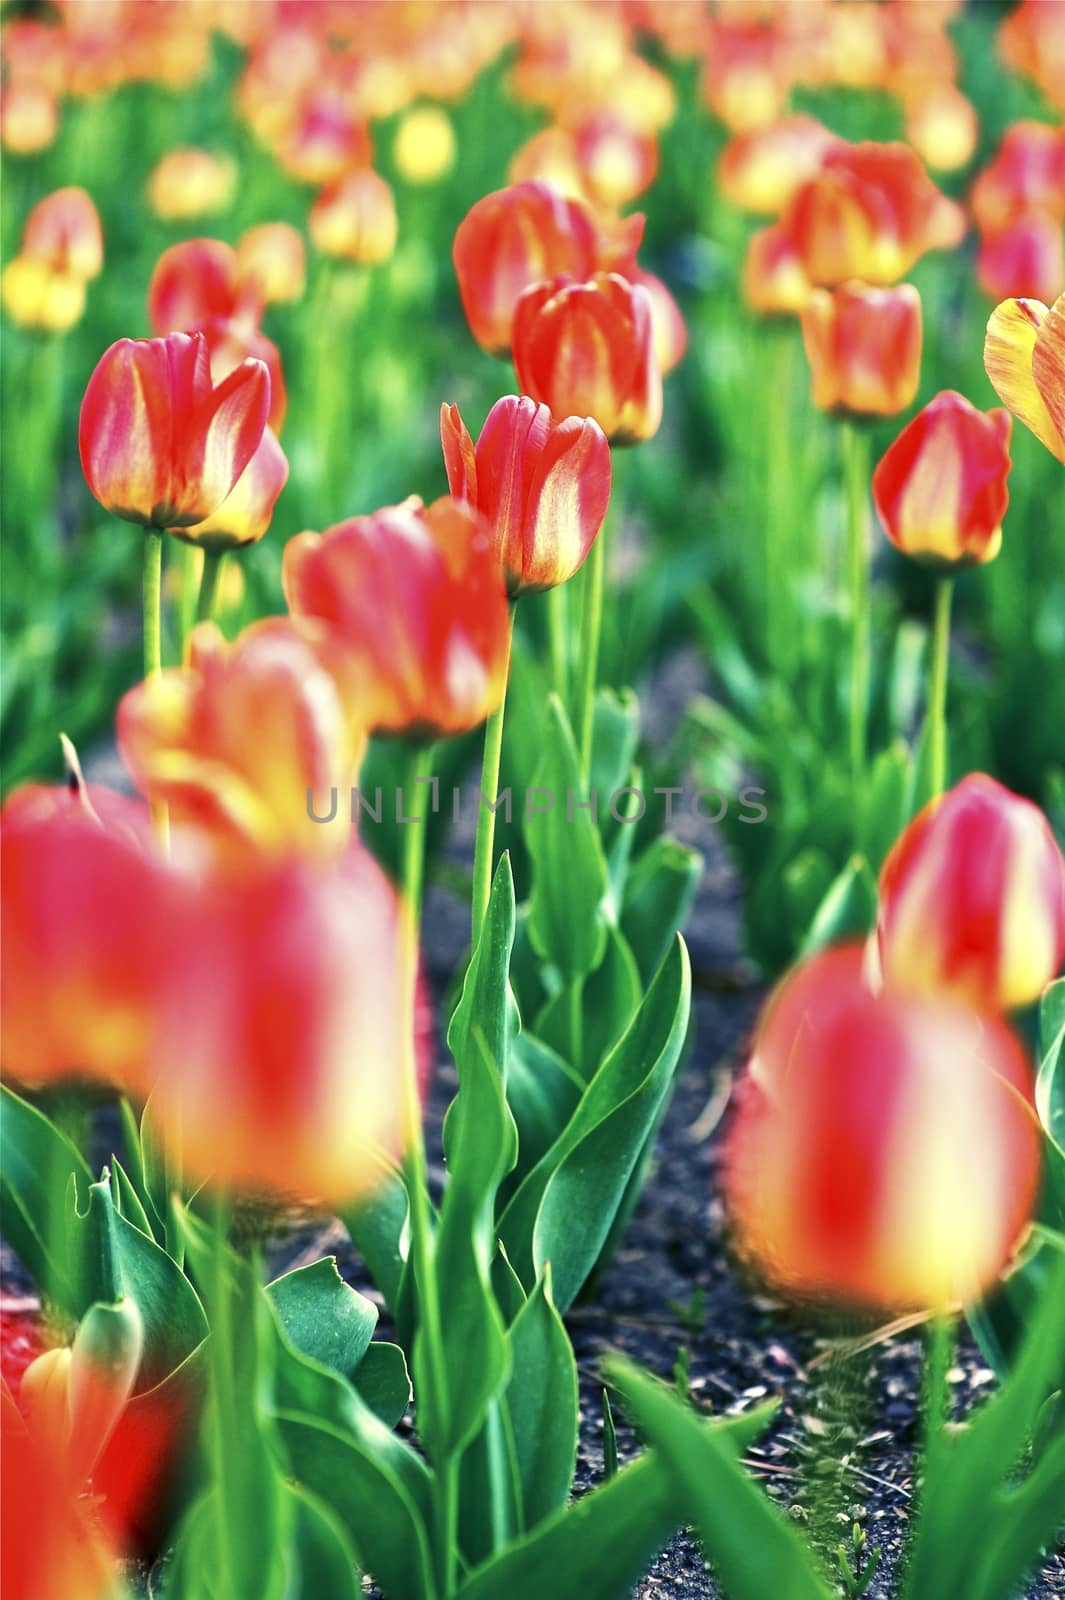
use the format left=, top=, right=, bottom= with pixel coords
left=513, top=271, right=663, bottom=444
left=976, top=215, right=1065, bottom=309
left=22, top=187, right=103, bottom=281
left=309, top=169, right=398, bottom=264
left=147, top=147, right=236, bottom=221
left=743, top=223, right=812, bottom=316
left=872, top=390, right=1012, bottom=568
left=726, top=945, right=1042, bottom=1311
left=878, top=773, right=1065, bottom=1013
left=904, top=87, right=979, bottom=175
left=440, top=395, right=612, bottom=594
left=984, top=293, right=1065, bottom=462
left=393, top=105, right=457, bottom=184
left=284, top=496, right=511, bottom=739
left=236, top=222, right=306, bottom=304
left=167, top=425, right=288, bottom=550
left=801, top=282, right=922, bottom=417
left=79, top=331, right=271, bottom=528
left=970, top=121, right=1065, bottom=234
left=148, top=238, right=246, bottom=336
left=718, top=115, right=841, bottom=216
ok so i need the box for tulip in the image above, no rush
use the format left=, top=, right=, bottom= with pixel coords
left=147, top=238, right=244, bottom=336
left=147, top=147, right=236, bottom=220
left=168, top=425, right=287, bottom=550
left=878, top=773, right=1065, bottom=1012
left=872, top=391, right=1012, bottom=568
left=904, top=87, right=979, bottom=174
left=998, top=3, right=1065, bottom=114
left=718, top=115, right=841, bottom=216
left=236, top=222, right=306, bottom=304
left=309, top=168, right=398, bottom=264
left=393, top=104, right=456, bottom=184
left=573, top=112, right=658, bottom=209
left=117, top=619, right=358, bottom=862
left=79, top=331, right=271, bottom=527
left=512, top=271, right=663, bottom=444
left=441, top=395, right=611, bottom=594
left=976, top=216, right=1064, bottom=313
left=275, top=95, right=372, bottom=186
left=1, top=79, right=58, bottom=154
left=725, top=944, right=1042, bottom=1311
left=452, top=179, right=600, bottom=355
left=984, top=293, right=1065, bottom=462
left=631, top=267, right=688, bottom=375
left=970, top=121, right=1065, bottom=233
left=1, top=255, right=86, bottom=332
left=200, top=314, right=287, bottom=435
left=150, top=845, right=415, bottom=1202
left=508, top=128, right=589, bottom=202
left=801, top=282, right=922, bottom=416
left=284, top=496, right=511, bottom=739
left=22, top=187, right=103, bottom=281
left=0, top=783, right=170, bottom=1092
left=743, top=223, right=812, bottom=316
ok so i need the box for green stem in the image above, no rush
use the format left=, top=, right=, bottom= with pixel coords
left=928, top=577, right=953, bottom=800
left=568, top=976, right=584, bottom=1078
left=576, top=521, right=606, bottom=787
left=196, top=548, right=226, bottom=626
left=210, top=1194, right=239, bottom=1600
left=842, top=423, right=871, bottom=800
left=471, top=609, right=514, bottom=947
left=142, top=529, right=170, bottom=847
left=547, top=582, right=568, bottom=703
left=399, top=746, right=456, bottom=1597
left=765, top=330, right=797, bottom=675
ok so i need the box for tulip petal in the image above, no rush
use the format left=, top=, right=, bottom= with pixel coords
left=523, top=414, right=612, bottom=590
left=197, top=356, right=272, bottom=518
left=439, top=402, right=478, bottom=504
left=984, top=297, right=1065, bottom=462
left=1031, top=292, right=1065, bottom=458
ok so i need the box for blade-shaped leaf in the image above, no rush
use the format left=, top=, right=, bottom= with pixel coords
left=0, top=1085, right=92, bottom=1309
left=267, top=1258, right=377, bottom=1377
left=526, top=695, right=608, bottom=982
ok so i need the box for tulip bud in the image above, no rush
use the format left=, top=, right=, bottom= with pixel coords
left=66, top=1299, right=144, bottom=1479
left=1, top=79, right=58, bottom=154
left=309, top=169, right=398, bottom=265
left=801, top=282, right=922, bottom=417
left=147, top=238, right=242, bottom=336
left=984, top=293, right=1065, bottom=462
left=872, top=390, right=1012, bottom=568
left=976, top=215, right=1065, bottom=310
left=117, top=618, right=358, bottom=862
left=236, top=222, right=306, bottom=304
left=452, top=180, right=600, bottom=355
left=441, top=395, right=611, bottom=594
left=718, top=115, right=840, bottom=216
left=878, top=773, right=1065, bottom=1012
left=970, top=120, right=1065, bottom=233
left=573, top=112, right=658, bottom=209
left=283, top=495, right=511, bottom=739
left=22, top=187, right=103, bottom=281
left=393, top=105, right=456, bottom=185
left=79, top=331, right=270, bottom=528
left=743, top=223, right=812, bottom=316
left=904, top=87, right=979, bottom=174
left=147, top=147, right=236, bottom=221
left=513, top=271, right=663, bottom=444
left=726, top=944, right=1042, bottom=1311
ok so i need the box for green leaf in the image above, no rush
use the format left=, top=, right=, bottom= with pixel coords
left=267, top=1258, right=377, bottom=1377
left=798, top=854, right=878, bottom=958
left=500, top=938, right=691, bottom=1312
left=621, top=837, right=703, bottom=986
left=110, top=1160, right=156, bottom=1241
left=501, top=1266, right=578, bottom=1533
left=589, top=686, right=640, bottom=803
left=287, top=1482, right=362, bottom=1599
left=608, top=1358, right=832, bottom=1600
left=503, top=1031, right=582, bottom=1194
left=0, top=1085, right=92, bottom=1309
left=352, top=1341, right=411, bottom=1428
left=1037, top=978, right=1065, bottom=1188
left=857, top=740, right=912, bottom=870
left=578, top=924, right=644, bottom=1080
left=340, top=1159, right=410, bottom=1319
left=526, top=695, right=609, bottom=981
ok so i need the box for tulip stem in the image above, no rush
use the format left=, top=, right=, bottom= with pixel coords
left=842, top=422, right=871, bottom=801
left=142, top=529, right=170, bottom=847
left=399, top=745, right=456, bottom=1598
left=548, top=582, right=568, bottom=702
left=196, top=548, right=226, bottom=626
left=471, top=608, right=514, bottom=948
left=576, top=515, right=606, bottom=787
left=928, top=577, right=953, bottom=800
left=209, top=1194, right=239, bottom=1600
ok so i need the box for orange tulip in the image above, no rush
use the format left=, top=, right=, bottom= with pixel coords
left=147, top=147, right=235, bottom=221
left=872, top=391, right=1012, bottom=568
left=718, top=115, right=841, bottom=216
left=151, top=846, right=414, bottom=1202
left=971, top=120, right=1065, bottom=233
left=878, top=774, right=1065, bottom=1012
left=22, top=187, right=103, bottom=281
left=452, top=179, right=599, bottom=355
left=0, top=784, right=170, bottom=1093
left=998, top=2, right=1065, bottom=113
left=743, top=223, right=812, bottom=316
left=512, top=272, right=662, bottom=444
left=725, top=944, right=1041, bottom=1311
left=236, top=222, right=306, bottom=304
left=904, top=87, right=979, bottom=175
left=309, top=168, right=398, bottom=264
left=440, top=395, right=611, bottom=594
left=79, top=331, right=270, bottom=528
left=117, top=619, right=358, bottom=862
left=800, top=282, right=922, bottom=416
left=976, top=215, right=1064, bottom=311
left=1, top=79, right=59, bottom=154
left=984, top=293, right=1065, bottom=462
left=284, top=496, right=511, bottom=739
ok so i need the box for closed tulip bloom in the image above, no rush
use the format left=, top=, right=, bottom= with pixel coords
left=79, top=331, right=270, bottom=528
left=2, top=253, right=87, bottom=332
left=22, top=187, right=103, bottom=280
left=984, top=294, right=1065, bottom=462
left=718, top=115, right=841, bottom=216
left=117, top=619, right=357, bottom=862
left=904, top=87, right=979, bottom=174
left=998, top=3, right=1065, bottom=114
left=393, top=105, right=456, bottom=185
left=513, top=272, right=662, bottom=444
left=236, top=222, right=306, bottom=304
left=441, top=395, right=611, bottom=594
left=452, top=179, right=600, bottom=355
left=1, top=79, right=59, bottom=154
left=0, top=784, right=170, bottom=1093
left=743, top=223, right=812, bottom=316
left=976, top=216, right=1065, bottom=313
left=872, top=391, right=1012, bottom=568
left=801, top=282, right=922, bottom=416
left=726, top=945, right=1042, bottom=1311
left=169, top=425, right=287, bottom=550
left=878, top=774, right=1065, bottom=1012
left=632, top=267, right=688, bottom=375
left=970, top=121, right=1065, bottom=233
left=573, top=113, right=658, bottom=209
left=309, top=169, right=398, bottom=264
left=151, top=846, right=414, bottom=1202
left=147, top=147, right=236, bottom=221
left=284, top=496, right=511, bottom=739
left=147, top=238, right=244, bottom=336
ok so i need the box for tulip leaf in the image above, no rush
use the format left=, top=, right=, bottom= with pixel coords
left=0, top=1086, right=92, bottom=1311
left=287, top=1481, right=362, bottom=1599
left=340, top=1159, right=411, bottom=1318
left=500, top=938, right=691, bottom=1312
left=110, top=1159, right=156, bottom=1241
left=1037, top=979, right=1065, bottom=1164
left=857, top=739, right=913, bottom=870
left=500, top=1265, right=578, bottom=1533
left=503, top=1031, right=582, bottom=1195
left=798, top=853, right=878, bottom=958
left=620, top=836, right=703, bottom=985
left=266, top=1258, right=378, bottom=1378
left=589, top=686, right=640, bottom=806
left=351, top=1341, right=411, bottom=1429
left=526, top=694, right=609, bottom=981
left=607, top=1357, right=832, bottom=1600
